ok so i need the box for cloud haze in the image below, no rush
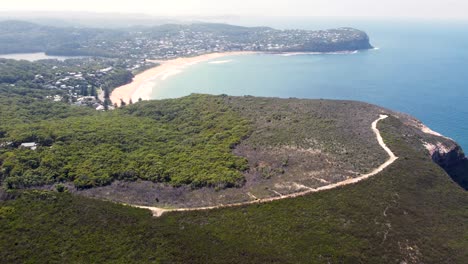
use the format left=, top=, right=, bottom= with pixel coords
left=0, top=0, right=467, bottom=19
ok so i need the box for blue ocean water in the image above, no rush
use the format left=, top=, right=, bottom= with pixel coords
left=152, top=20, right=468, bottom=150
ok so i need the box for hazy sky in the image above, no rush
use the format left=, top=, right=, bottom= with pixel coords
left=1, top=0, right=467, bottom=19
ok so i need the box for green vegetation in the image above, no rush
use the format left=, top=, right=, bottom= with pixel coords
left=0, top=87, right=93, bottom=125
left=0, top=58, right=134, bottom=99
left=0, top=20, right=464, bottom=263
left=0, top=117, right=466, bottom=263
left=0, top=78, right=465, bottom=262
left=0, top=95, right=250, bottom=189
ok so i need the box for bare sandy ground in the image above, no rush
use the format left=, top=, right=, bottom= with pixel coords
left=110, top=52, right=258, bottom=106
left=128, top=115, right=398, bottom=217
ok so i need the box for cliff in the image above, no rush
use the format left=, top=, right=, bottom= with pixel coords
left=427, top=142, right=468, bottom=190
left=390, top=113, right=468, bottom=190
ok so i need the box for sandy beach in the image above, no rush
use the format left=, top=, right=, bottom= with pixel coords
left=110, top=51, right=257, bottom=106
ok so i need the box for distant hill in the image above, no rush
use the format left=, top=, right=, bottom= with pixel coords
left=0, top=20, right=373, bottom=58
left=0, top=20, right=124, bottom=56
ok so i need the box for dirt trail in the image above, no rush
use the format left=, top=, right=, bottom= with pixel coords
left=129, top=115, right=398, bottom=217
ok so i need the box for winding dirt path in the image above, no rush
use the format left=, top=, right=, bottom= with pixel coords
left=128, top=115, right=398, bottom=217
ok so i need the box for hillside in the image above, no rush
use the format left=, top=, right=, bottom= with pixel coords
left=1, top=94, right=466, bottom=205
left=0, top=115, right=466, bottom=263
left=0, top=94, right=467, bottom=263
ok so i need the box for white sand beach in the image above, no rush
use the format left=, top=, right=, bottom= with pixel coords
left=110, top=51, right=257, bottom=106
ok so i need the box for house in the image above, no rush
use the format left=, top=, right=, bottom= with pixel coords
left=20, top=142, right=38, bottom=150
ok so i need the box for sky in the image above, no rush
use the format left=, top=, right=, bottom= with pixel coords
left=0, top=0, right=467, bottom=20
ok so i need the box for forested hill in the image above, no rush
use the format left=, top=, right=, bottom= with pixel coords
left=0, top=20, right=373, bottom=59
left=0, top=92, right=466, bottom=263
left=1, top=88, right=466, bottom=206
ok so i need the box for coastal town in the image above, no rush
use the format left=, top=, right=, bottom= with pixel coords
left=106, top=25, right=371, bottom=60
left=0, top=21, right=372, bottom=110
left=38, top=58, right=156, bottom=110
left=0, top=56, right=156, bottom=110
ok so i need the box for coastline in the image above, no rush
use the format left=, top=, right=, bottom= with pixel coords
left=110, top=49, right=367, bottom=106
left=110, top=51, right=258, bottom=106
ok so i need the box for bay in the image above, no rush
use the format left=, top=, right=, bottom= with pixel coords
left=150, top=20, right=468, bottom=150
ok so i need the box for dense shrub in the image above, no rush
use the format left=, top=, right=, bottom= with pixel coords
left=0, top=94, right=251, bottom=189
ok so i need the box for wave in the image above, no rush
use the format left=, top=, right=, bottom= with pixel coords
left=208, top=59, right=233, bottom=64
left=277, top=50, right=359, bottom=57
left=160, top=69, right=183, bottom=81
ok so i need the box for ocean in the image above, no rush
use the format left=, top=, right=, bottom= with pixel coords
left=150, top=19, right=468, bottom=151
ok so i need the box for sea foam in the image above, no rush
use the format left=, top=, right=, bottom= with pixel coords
left=208, top=60, right=233, bottom=64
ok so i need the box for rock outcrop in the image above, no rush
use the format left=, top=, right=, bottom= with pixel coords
left=393, top=114, right=467, bottom=190
left=427, top=142, right=468, bottom=190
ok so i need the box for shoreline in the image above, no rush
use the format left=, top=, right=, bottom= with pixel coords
left=110, top=49, right=367, bottom=105
left=110, top=51, right=258, bottom=106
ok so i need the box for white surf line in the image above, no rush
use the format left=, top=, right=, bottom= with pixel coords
left=208, top=59, right=233, bottom=64
left=130, top=114, right=398, bottom=217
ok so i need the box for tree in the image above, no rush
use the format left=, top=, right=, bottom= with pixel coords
left=103, top=87, right=110, bottom=99
left=61, top=94, right=70, bottom=103
left=103, top=98, right=111, bottom=111
left=81, top=86, right=88, bottom=96
left=55, top=184, right=67, bottom=193
left=104, top=98, right=110, bottom=106
left=90, top=87, right=97, bottom=98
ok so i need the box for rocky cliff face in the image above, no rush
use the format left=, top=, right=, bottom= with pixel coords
left=427, top=142, right=464, bottom=167
left=401, top=117, right=468, bottom=190
left=427, top=142, right=468, bottom=190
